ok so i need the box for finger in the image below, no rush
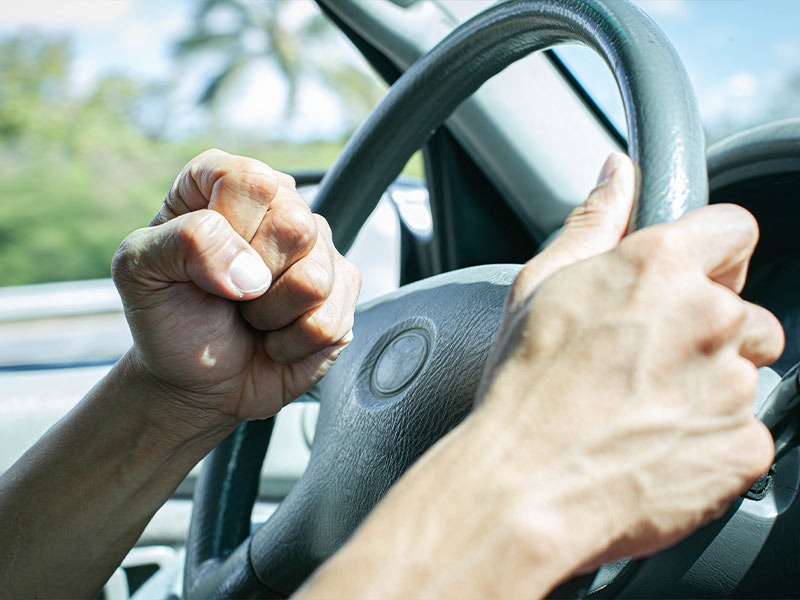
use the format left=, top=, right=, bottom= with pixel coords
left=263, top=254, right=361, bottom=364
left=275, top=170, right=297, bottom=189
left=672, top=203, right=760, bottom=293
left=153, top=149, right=279, bottom=243
left=248, top=185, right=318, bottom=280
left=507, top=152, right=635, bottom=313
left=112, top=209, right=272, bottom=302
left=276, top=340, right=354, bottom=405
left=745, top=420, right=776, bottom=481
left=241, top=215, right=336, bottom=331
left=738, top=302, right=785, bottom=367
left=687, top=282, right=784, bottom=368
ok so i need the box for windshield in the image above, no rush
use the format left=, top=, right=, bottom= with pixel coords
left=556, top=0, right=800, bottom=144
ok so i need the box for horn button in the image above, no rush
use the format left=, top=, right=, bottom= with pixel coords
left=371, top=329, right=431, bottom=398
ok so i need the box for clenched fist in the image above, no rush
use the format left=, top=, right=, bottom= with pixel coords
left=112, top=149, right=361, bottom=425
left=0, top=149, right=362, bottom=599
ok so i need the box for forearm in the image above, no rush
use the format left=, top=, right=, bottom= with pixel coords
left=296, top=412, right=614, bottom=600
left=0, top=350, right=239, bottom=598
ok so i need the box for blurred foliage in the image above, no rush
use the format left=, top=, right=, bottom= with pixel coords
left=0, top=30, right=420, bottom=287
left=176, top=0, right=384, bottom=134
left=0, top=34, right=167, bottom=286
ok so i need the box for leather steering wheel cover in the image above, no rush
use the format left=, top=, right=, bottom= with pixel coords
left=184, top=1, right=708, bottom=597
left=707, top=118, right=800, bottom=191
left=314, top=0, right=707, bottom=254
left=184, top=419, right=274, bottom=599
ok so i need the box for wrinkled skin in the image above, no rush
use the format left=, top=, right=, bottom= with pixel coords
left=0, top=149, right=361, bottom=598
left=112, top=149, right=361, bottom=424
left=0, top=150, right=784, bottom=600
left=297, top=153, right=784, bottom=600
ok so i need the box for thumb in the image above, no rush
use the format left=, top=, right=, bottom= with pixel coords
left=506, top=152, right=635, bottom=312
left=112, top=209, right=272, bottom=302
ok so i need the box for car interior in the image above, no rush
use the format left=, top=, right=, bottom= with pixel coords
left=1, top=0, right=798, bottom=598
left=178, top=1, right=800, bottom=598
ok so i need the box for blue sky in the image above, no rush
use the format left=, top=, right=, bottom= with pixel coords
left=2, top=0, right=188, bottom=88
left=642, top=0, right=800, bottom=131
left=558, top=0, right=800, bottom=140
left=3, top=0, right=799, bottom=142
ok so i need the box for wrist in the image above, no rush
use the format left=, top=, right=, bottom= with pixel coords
left=115, top=348, right=241, bottom=450
left=302, top=412, right=622, bottom=600
left=459, top=405, right=631, bottom=590
left=457, top=415, right=618, bottom=592
left=0, top=348, right=242, bottom=599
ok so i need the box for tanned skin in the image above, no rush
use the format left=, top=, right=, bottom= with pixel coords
left=0, top=152, right=783, bottom=599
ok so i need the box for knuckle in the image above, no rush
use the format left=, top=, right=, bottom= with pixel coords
left=510, top=259, right=547, bottom=303
left=230, top=159, right=279, bottom=202
left=728, top=421, right=775, bottom=483
left=739, top=207, right=759, bottom=242
left=699, top=294, right=747, bottom=350
left=614, top=238, right=649, bottom=274
left=218, top=171, right=277, bottom=208
left=192, top=162, right=229, bottom=198
left=111, top=229, right=145, bottom=284
left=193, top=150, right=279, bottom=204
left=178, top=210, right=228, bottom=256
left=303, top=309, right=342, bottom=348
left=313, top=213, right=333, bottom=241
left=271, top=205, right=317, bottom=254
left=196, top=148, right=226, bottom=161
left=290, top=260, right=333, bottom=305
left=719, top=203, right=759, bottom=242
left=276, top=171, right=296, bottom=189
left=755, top=307, right=786, bottom=361
left=341, top=310, right=356, bottom=338
left=718, top=357, right=759, bottom=402
left=183, top=209, right=225, bottom=237
left=706, top=500, right=732, bottom=523
left=190, top=148, right=227, bottom=177
left=334, top=255, right=362, bottom=301
left=743, top=422, right=775, bottom=474
left=346, top=257, right=363, bottom=290
left=620, top=226, right=681, bottom=271
left=503, top=504, right=548, bottom=567
left=282, top=173, right=296, bottom=188
left=517, top=256, right=541, bottom=281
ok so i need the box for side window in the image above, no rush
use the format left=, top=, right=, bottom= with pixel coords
left=0, top=0, right=414, bottom=371
left=0, top=0, right=417, bottom=505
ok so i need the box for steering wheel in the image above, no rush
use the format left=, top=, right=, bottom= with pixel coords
left=183, top=0, right=707, bottom=597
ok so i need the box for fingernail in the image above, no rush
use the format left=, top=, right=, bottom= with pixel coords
left=596, top=152, right=622, bottom=186
left=229, top=251, right=272, bottom=295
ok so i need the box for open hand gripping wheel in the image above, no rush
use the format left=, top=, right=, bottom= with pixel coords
left=184, top=1, right=709, bottom=597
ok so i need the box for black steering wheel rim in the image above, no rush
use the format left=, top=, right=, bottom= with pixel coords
left=313, top=0, right=707, bottom=253
left=184, top=1, right=707, bottom=598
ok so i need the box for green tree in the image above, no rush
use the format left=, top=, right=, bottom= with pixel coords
left=0, top=34, right=181, bottom=286
left=0, top=28, right=418, bottom=287
left=175, top=0, right=383, bottom=135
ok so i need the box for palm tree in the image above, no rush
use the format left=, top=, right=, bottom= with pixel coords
left=175, top=0, right=383, bottom=136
